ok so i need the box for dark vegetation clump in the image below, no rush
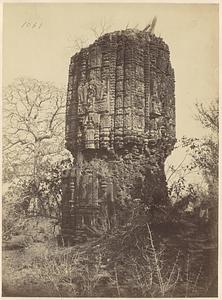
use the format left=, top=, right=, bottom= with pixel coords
left=2, top=78, right=218, bottom=297
left=2, top=170, right=217, bottom=297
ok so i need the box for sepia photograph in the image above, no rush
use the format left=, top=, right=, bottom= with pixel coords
left=2, top=2, right=219, bottom=298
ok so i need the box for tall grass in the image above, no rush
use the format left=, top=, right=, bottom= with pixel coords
left=3, top=226, right=207, bottom=297
left=31, top=246, right=112, bottom=297
left=127, top=223, right=205, bottom=297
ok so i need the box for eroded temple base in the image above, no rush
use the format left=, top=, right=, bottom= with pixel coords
left=60, top=148, right=171, bottom=244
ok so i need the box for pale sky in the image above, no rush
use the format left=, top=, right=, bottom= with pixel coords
left=3, top=3, right=219, bottom=139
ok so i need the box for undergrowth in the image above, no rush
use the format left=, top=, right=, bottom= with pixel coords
left=3, top=218, right=213, bottom=297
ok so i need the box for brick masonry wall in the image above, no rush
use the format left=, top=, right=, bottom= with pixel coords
left=65, top=29, right=176, bottom=158
left=61, top=29, right=176, bottom=243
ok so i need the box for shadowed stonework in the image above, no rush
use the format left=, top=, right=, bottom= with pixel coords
left=60, top=28, right=176, bottom=245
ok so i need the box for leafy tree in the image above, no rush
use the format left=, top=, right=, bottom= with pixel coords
left=165, top=98, right=218, bottom=296
left=167, top=98, right=218, bottom=204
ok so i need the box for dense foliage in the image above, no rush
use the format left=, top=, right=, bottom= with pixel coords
left=2, top=78, right=218, bottom=297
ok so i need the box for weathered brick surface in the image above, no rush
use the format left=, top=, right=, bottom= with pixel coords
left=65, top=29, right=175, bottom=156
left=61, top=29, right=176, bottom=244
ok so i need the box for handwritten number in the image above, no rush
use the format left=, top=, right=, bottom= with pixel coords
left=21, top=22, right=26, bottom=28
left=21, top=21, right=43, bottom=29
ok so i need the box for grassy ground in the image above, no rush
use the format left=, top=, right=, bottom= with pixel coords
left=2, top=237, right=211, bottom=297
left=2, top=217, right=217, bottom=297
left=3, top=241, right=57, bottom=297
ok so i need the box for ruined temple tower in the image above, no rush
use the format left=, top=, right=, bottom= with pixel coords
left=60, top=28, right=176, bottom=244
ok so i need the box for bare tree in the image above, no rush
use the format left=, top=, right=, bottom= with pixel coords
left=66, top=36, right=89, bottom=52
left=3, top=78, right=66, bottom=181
left=90, top=19, right=112, bottom=39
left=195, top=98, right=219, bottom=133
